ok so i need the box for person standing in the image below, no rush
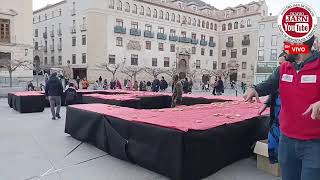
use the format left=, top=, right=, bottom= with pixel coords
left=133, top=80, right=139, bottom=91
left=245, top=36, right=320, bottom=180
left=93, top=80, right=100, bottom=90
left=45, top=72, right=63, bottom=120
left=76, top=76, right=81, bottom=88
left=160, top=76, right=168, bottom=92
left=81, top=78, right=89, bottom=89
left=64, top=83, right=77, bottom=106
left=98, top=76, right=103, bottom=85
left=183, top=78, right=189, bottom=94
left=152, top=77, right=160, bottom=92
left=188, top=78, right=193, bottom=93
left=212, top=78, right=217, bottom=95
left=103, top=79, right=108, bottom=90
left=215, top=77, right=224, bottom=95
left=171, top=75, right=183, bottom=108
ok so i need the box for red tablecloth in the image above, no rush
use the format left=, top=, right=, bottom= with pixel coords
left=70, top=101, right=268, bottom=132
left=13, top=91, right=44, bottom=96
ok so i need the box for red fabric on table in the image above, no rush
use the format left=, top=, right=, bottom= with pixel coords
left=13, top=91, right=44, bottom=96
left=70, top=101, right=268, bottom=132
left=83, top=93, right=139, bottom=101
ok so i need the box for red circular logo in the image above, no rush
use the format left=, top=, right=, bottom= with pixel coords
left=278, top=3, right=317, bottom=43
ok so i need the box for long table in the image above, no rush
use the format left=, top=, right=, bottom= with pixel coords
left=65, top=102, right=269, bottom=180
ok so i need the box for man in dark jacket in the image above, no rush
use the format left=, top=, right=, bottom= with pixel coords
left=160, top=76, right=168, bottom=92
left=152, top=77, right=160, bottom=92
left=45, top=72, right=64, bottom=120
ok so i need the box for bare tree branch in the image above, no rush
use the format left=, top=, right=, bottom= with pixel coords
left=187, top=69, right=199, bottom=80
left=121, top=66, right=144, bottom=81
left=144, top=67, right=165, bottom=79
left=95, top=62, right=125, bottom=80
left=164, top=67, right=177, bottom=77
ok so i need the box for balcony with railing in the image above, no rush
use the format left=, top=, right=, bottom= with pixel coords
left=70, top=26, right=76, bottom=34
left=130, top=28, right=141, bottom=36
left=209, top=41, right=216, bottom=47
left=200, top=39, right=208, bottom=46
left=157, top=33, right=167, bottom=40
left=114, top=26, right=126, bottom=34
left=169, top=35, right=178, bottom=41
left=179, top=37, right=191, bottom=43
left=57, top=29, right=62, bottom=36
left=80, top=24, right=87, bottom=31
left=71, top=9, right=76, bottom=16
left=226, top=41, right=234, bottom=48
left=50, top=30, right=55, bottom=37
left=50, top=45, right=54, bottom=51
left=57, top=43, right=62, bottom=51
left=242, top=39, right=250, bottom=46
left=43, top=46, right=48, bottom=53
left=191, top=39, right=199, bottom=45
left=144, top=31, right=154, bottom=38
left=43, top=32, right=48, bottom=39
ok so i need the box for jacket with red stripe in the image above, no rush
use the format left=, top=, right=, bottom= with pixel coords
left=255, top=51, right=320, bottom=140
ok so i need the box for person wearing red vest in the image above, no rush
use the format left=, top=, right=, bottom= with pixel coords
left=244, top=36, right=320, bottom=180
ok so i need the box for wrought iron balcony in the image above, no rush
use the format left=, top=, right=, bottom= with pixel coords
left=226, top=41, right=234, bottom=48
left=50, top=45, right=54, bottom=51
left=57, top=29, right=62, bottom=36
left=157, top=33, right=167, bottom=40
left=43, top=32, right=47, bottom=39
left=114, top=26, right=126, bottom=34
left=209, top=41, right=216, bottom=47
left=191, top=39, right=199, bottom=45
left=130, top=28, right=141, bottom=36
left=57, top=43, right=62, bottom=51
left=200, top=39, right=208, bottom=46
left=71, top=9, right=76, bottom=16
left=242, top=39, right=250, bottom=46
left=179, top=37, right=191, bottom=43
left=70, top=27, right=76, bottom=34
left=169, top=35, right=178, bottom=41
left=80, top=24, right=87, bottom=31
left=144, top=31, right=154, bottom=38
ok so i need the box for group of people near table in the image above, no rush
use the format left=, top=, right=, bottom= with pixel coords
left=43, top=36, right=320, bottom=180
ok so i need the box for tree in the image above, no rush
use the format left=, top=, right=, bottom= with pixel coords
left=216, top=70, right=230, bottom=82
left=0, top=54, right=32, bottom=87
left=96, top=61, right=124, bottom=80
left=121, top=66, right=144, bottom=81
left=187, top=69, right=199, bottom=80
left=164, top=66, right=177, bottom=78
left=144, top=67, right=165, bottom=79
left=200, top=69, right=219, bottom=79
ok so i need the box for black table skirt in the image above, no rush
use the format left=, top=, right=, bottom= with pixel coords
left=65, top=106, right=269, bottom=180
left=9, top=95, right=45, bottom=113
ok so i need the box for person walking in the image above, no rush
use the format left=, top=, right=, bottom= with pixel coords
left=45, top=72, right=63, bottom=120
left=188, top=78, right=193, bottom=93
left=160, top=76, right=168, bottom=92
left=212, top=78, right=217, bottom=95
left=171, top=75, right=183, bottom=108
left=103, top=79, right=108, bottom=90
left=244, top=36, right=320, bottom=180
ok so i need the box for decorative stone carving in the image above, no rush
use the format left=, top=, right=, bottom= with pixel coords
left=127, top=40, right=141, bottom=51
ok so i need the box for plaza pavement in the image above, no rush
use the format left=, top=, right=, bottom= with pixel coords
left=0, top=97, right=279, bottom=180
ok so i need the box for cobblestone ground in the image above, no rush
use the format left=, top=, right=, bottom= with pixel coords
left=0, top=97, right=278, bottom=180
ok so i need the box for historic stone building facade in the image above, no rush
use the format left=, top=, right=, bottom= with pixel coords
left=33, top=0, right=269, bottom=85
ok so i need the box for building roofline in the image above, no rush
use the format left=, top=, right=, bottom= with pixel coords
left=33, top=0, right=66, bottom=14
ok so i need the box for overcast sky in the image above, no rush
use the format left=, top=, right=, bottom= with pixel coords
left=33, top=0, right=320, bottom=16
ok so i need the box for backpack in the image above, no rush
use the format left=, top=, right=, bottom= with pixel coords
left=65, top=89, right=77, bottom=103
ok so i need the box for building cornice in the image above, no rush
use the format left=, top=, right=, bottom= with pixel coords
left=33, top=0, right=66, bottom=14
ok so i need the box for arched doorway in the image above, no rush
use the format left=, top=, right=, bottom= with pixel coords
left=178, top=59, right=187, bottom=79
